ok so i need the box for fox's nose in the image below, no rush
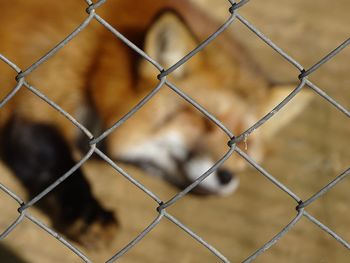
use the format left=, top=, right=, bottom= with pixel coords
left=217, top=169, right=233, bottom=185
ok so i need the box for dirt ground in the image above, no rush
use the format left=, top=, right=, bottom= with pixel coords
left=0, top=0, right=349, bottom=262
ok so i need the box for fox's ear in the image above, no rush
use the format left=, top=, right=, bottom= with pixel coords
left=261, top=85, right=313, bottom=140
left=141, top=11, right=198, bottom=78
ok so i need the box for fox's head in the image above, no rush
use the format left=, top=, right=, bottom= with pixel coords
left=102, top=11, right=312, bottom=195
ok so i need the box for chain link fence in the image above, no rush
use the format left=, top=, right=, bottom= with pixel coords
left=0, top=0, right=349, bottom=262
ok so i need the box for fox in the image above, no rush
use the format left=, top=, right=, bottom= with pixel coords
left=0, top=0, right=311, bottom=247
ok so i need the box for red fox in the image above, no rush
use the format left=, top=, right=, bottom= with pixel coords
left=0, top=0, right=311, bottom=246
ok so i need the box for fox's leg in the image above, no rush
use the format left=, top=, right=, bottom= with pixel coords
left=0, top=15, right=121, bottom=245
left=0, top=117, right=117, bottom=247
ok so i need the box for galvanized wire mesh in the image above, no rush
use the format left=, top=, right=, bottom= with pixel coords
left=0, top=0, right=349, bottom=262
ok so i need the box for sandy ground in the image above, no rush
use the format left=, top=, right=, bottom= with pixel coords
left=1, top=0, right=349, bottom=262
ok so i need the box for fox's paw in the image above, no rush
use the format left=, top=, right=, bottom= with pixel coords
left=63, top=209, right=118, bottom=249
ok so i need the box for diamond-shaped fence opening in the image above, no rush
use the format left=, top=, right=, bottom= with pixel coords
left=0, top=0, right=349, bottom=262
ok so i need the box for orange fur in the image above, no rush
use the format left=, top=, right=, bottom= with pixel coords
left=0, top=0, right=311, bottom=194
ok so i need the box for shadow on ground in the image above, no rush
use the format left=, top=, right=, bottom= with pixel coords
left=0, top=245, right=27, bottom=263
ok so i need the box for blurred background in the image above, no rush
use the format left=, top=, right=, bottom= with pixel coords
left=1, top=0, right=349, bottom=262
